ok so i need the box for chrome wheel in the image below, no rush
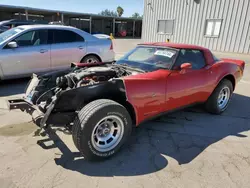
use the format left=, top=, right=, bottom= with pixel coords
left=91, top=115, right=124, bottom=152
left=217, top=86, right=230, bottom=110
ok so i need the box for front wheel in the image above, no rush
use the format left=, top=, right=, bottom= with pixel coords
left=205, top=79, right=233, bottom=114
left=72, top=99, right=132, bottom=161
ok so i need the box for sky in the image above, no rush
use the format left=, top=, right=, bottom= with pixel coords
left=0, top=0, right=144, bottom=17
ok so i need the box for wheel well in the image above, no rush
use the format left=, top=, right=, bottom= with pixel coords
left=94, top=98, right=137, bottom=126
left=83, top=97, right=137, bottom=126
left=120, top=101, right=137, bottom=126
left=81, top=54, right=102, bottom=63
left=222, top=74, right=235, bottom=90
left=208, top=74, right=236, bottom=100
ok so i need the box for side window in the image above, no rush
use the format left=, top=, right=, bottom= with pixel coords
left=14, top=30, right=48, bottom=47
left=174, top=49, right=206, bottom=70
left=16, top=31, right=34, bottom=41
left=53, top=30, right=84, bottom=44
left=212, top=53, right=220, bottom=62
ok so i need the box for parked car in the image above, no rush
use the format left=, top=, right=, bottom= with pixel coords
left=8, top=43, right=245, bottom=161
left=0, top=19, right=48, bottom=33
left=0, top=25, right=114, bottom=80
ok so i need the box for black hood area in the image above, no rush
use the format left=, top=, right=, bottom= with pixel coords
left=53, top=78, right=127, bottom=112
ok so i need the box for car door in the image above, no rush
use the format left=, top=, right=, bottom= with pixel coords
left=165, top=49, right=214, bottom=111
left=0, top=29, right=51, bottom=79
left=50, top=29, right=86, bottom=70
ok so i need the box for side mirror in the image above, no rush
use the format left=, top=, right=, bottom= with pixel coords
left=180, top=63, right=192, bottom=70
left=8, top=41, right=18, bottom=48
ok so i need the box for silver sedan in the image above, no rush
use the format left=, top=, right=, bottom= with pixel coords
left=0, top=25, right=114, bottom=80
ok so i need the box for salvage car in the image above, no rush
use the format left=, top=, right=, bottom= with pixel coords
left=8, top=43, right=245, bottom=161
left=0, top=25, right=114, bottom=80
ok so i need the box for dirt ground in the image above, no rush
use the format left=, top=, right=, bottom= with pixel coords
left=0, top=39, right=250, bottom=188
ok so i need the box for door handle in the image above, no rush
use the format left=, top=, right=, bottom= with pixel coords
left=40, top=49, right=48, bottom=53
left=78, top=46, right=84, bottom=50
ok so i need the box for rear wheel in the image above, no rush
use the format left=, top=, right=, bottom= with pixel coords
left=205, top=79, right=233, bottom=114
left=72, top=99, right=132, bottom=161
left=81, top=55, right=100, bottom=64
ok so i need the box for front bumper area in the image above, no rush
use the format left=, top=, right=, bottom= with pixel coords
left=8, top=98, right=76, bottom=127
left=8, top=98, right=45, bottom=127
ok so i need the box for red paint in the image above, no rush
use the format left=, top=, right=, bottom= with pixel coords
left=123, top=70, right=170, bottom=124
left=220, top=58, right=245, bottom=71
left=211, top=60, right=244, bottom=85
left=123, top=43, right=244, bottom=125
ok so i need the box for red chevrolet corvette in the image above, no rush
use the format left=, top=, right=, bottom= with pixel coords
left=9, top=43, right=245, bottom=160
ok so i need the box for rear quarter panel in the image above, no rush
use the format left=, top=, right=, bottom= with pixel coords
left=210, top=60, right=243, bottom=90
left=86, top=40, right=114, bottom=62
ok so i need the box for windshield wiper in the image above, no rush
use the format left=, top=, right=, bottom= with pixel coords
left=118, top=63, right=146, bottom=73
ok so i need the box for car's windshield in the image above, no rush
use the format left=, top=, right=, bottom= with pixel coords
left=116, top=46, right=178, bottom=72
left=0, top=27, right=24, bottom=44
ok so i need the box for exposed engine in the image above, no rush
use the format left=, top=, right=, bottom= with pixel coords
left=55, top=64, right=138, bottom=90
left=25, top=64, right=142, bottom=107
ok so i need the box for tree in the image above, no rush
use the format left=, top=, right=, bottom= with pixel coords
left=131, top=12, right=143, bottom=19
left=117, top=6, right=124, bottom=17
left=99, top=9, right=117, bottom=17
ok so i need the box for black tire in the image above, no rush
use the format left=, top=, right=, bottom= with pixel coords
left=80, top=55, right=100, bottom=64
left=205, top=79, right=233, bottom=114
left=72, top=99, right=132, bottom=161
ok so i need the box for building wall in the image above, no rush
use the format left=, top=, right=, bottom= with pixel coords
left=142, top=0, right=250, bottom=53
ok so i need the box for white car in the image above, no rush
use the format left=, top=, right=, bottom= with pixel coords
left=0, top=25, right=114, bottom=80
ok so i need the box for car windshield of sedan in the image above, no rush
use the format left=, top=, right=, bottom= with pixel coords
left=116, top=46, right=178, bottom=72
left=0, top=27, right=24, bottom=44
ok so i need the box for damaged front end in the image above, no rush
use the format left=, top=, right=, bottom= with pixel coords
left=8, top=63, right=141, bottom=129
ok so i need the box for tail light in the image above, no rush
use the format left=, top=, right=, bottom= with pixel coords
left=110, top=41, right=113, bottom=50
left=241, top=61, right=245, bottom=71
left=240, top=61, right=245, bottom=77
